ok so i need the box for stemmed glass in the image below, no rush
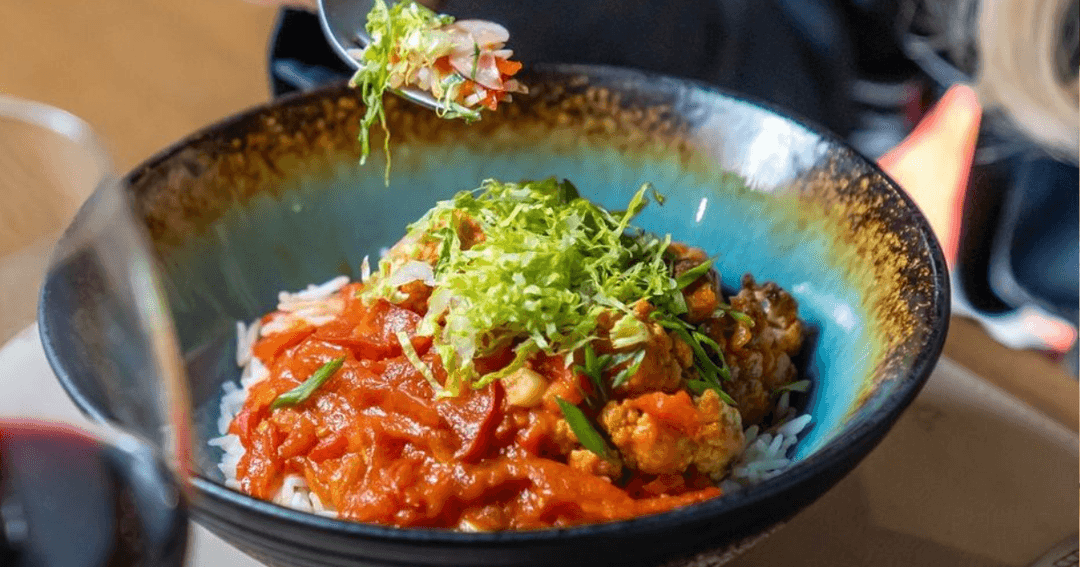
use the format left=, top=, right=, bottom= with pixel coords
left=0, top=96, right=191, bottom=565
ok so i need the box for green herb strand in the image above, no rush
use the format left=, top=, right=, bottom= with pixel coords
left=686, top=379, right=737, bottom=405
left=573, top=344, right=611, bottom=408
left=271, top=357, right=347, bottom=409
left=653, top=315, right=737, bottom=405
left=675, top=259, right=714, bottom=290
left=658, top=320, right=724, bottom=380
left=692, top=331, right=733, bottom=382
left=715, top=303, right=755, bottom=326
left=776, top=379, right=811, bottom=394
left=556, top=397, right=616, bottom=462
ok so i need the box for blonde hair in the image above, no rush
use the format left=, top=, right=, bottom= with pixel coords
left=974, top=0, right=1078, bottom=162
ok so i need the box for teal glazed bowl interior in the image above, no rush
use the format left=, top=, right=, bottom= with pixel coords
left=40, top=64, right=948, bottom=567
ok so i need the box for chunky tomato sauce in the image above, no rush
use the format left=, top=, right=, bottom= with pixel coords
left=232, top=283, right=723, bottom=529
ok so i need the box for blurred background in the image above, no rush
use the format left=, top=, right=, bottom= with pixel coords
left=0, top=0, right=1076, bottom=565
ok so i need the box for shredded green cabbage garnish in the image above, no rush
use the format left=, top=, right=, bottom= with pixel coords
left=609, top=315, right=649, bottom=349
left=396, top=329, right=445, bottom=397
left=372, top=178, right=690, bottom=389
left=349, top=0, right=482, bottom=182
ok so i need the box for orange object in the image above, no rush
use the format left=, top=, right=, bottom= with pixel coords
left=877, top=85, right=982, bottom=267
left=880, top=85, right=1077, bottom=353
left=495, top=58, right=522, bottom=77
left=251, top=326, right=315, bottom=366
left=628, top=391, right=702, bottom=437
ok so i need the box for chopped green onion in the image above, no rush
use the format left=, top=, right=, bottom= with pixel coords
left=715, top=303, right=755, bottom=326
left=556, top=397, right=615, bottom=462
left=776, top=379, right=811, bottom=394
left=729, top=311, right=755, bottom=326
left=686, top=379, right=709, bottom=394
left=675, top=259, right=714, bottom=290
left=666, top=289, right=689, bottom=315
left=470, top=42, right=481, bottom=80
left=573, top=344, right=611, bottom=407
left=660, top=321, right=724, bottom=381
left=692, top=331, right=732, bottom=382
left=687, top=380, right=737, bottom=406
left=653, top=313, right=738, bottom=405
left=583, top=343, right=603, bottom=375
left=271, top=357, right=346, bottom=409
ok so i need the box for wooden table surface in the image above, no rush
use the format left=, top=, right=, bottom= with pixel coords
left=1, top=0, right=278, bottom=171
left=3, top=0, right=1076, bottom=432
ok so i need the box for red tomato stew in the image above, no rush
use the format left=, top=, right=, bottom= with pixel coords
left=216, top=179, right=809, bottom=530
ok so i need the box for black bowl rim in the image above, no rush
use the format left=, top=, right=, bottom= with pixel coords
left=40, top=62, right=950, bottom=546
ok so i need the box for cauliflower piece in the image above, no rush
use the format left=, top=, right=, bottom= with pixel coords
left=599, top=389, right=744, bottom=477
left=600, top=401, right=693, bottom=474
left=552, top=417, right=581, bottom=455
left=567, top=448, right=623, bottom=481
left=511, top=410, right=580, bottom=458
left=668, top=242, right=722, bottom=323
left=616, top=321, right=685, bottom=396
left=689, top=389, right=745, bottom=478
left=704, top=275, right=804, bottom=424
left=601, top=301, right=688, bottom=397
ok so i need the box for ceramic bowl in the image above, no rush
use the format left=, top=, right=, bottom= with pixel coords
left=40, top=64, right=948, bottom=567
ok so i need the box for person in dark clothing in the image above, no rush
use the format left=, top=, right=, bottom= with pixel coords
left=256, top=0, right=859, bottom=136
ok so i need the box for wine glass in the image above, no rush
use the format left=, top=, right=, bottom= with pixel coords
left=0, top=96, right=191, bottom=565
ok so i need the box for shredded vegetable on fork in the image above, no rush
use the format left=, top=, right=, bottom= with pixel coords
left=348, top=0, right=527, bottom=178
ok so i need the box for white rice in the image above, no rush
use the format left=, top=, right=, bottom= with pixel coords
left=207, top=433, right=245, bottom=490
left=209, top=276, right=813, bottom=517
left=720, top=392, right=813, bottom=492
left=235, top=319, right=260, bottom=367
left=209, top=277, right=349, bottom=516
left=277, top=275, right=350, bottom=306
left=252, top=275, right=353, bottom=338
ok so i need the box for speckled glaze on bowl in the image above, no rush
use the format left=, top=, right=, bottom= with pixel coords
left=40, top=64, right=948, bottom=567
